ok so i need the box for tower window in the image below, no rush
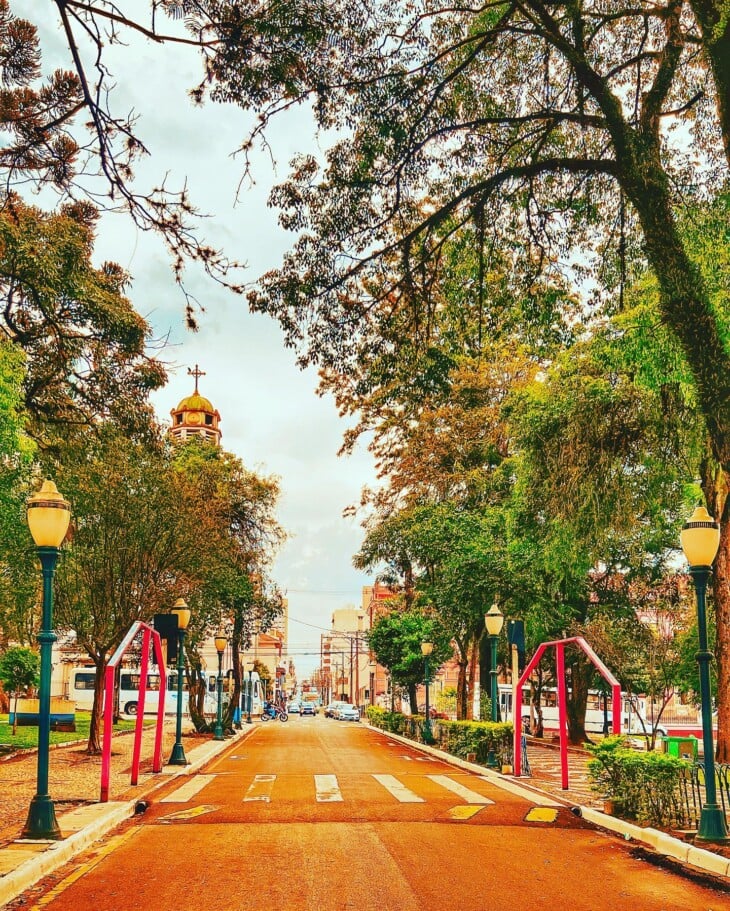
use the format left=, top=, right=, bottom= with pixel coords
left=205, top=414, right=213, bottom=426
left=176, top=414, right=182, bottom=424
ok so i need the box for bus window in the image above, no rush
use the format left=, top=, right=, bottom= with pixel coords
left=74, top=672, right=96, bottom=690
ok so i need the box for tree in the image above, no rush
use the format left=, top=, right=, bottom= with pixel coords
left=0, top=645, right=39, bottom=735
left=50, top=426, right=209, bottom=752
left=0, top=337, right=36, bottom=646
left=367, top=607, right=451, bottom=715
left=169, top=438, right=284, bottom=731
left=0, top=195, right=166, bottom=443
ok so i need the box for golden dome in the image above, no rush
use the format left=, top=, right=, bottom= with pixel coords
left=175, top=392, right=214, bottom=413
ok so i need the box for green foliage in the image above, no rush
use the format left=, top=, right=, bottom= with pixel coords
left=586, top=736, right=689, bottom=826
left=367, top=607, right=452, bottom=691
left=0, top=646, right=39, bottom=695
left=366, top=706, right=513, bottom=765
left=0, top=196, right=166, bottom=442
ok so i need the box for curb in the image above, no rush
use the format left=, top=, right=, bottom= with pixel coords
left=365, top=723, right=730, bottom=881
left=0, top=726, right=255, bottom=910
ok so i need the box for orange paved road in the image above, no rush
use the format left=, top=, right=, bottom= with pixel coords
left=8, top=716, right=730, bottom=911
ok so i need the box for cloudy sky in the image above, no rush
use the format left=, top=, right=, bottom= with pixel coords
left=27, top=4, right=379, bottom=676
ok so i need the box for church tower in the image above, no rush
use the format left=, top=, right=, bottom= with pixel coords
left=169, top=365, right=222, bottom=446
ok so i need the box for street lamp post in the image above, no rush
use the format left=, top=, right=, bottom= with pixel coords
left=22, top=480, right=71, bottom=840
left=168, top=598, right=191, bottom=765
left=485, top=604, right=504, bottom=723
left=421, top=642, right=434, bottom=744
left=245, top=662, right=254, bottom=723
left=213, top=632, right=227, bottom=741
left=681, top=505, right=729, bottom=843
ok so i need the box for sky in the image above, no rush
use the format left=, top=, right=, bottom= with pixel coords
left=25, top=4, right=379, bottom=677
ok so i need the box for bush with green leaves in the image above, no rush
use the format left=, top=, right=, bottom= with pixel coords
left=366, top=706, right=513, bottom=765
left=586, top=736, right=689, bottom=827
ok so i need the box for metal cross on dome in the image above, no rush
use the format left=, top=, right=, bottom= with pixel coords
left=188, top=364, right=206, bottom=394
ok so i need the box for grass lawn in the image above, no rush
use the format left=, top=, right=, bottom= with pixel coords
left=0, top=712, right=139, bottom=752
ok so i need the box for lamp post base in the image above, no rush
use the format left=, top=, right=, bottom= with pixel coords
left=697, top=804, right=730, bottom=843
left=22, top=795, right=61, bottom=840
left=213, top=726, right=225, bottom=741
left=168, top=742, right=188, bottom=766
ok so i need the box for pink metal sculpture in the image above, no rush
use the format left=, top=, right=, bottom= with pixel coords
left=100, top=622, right=166, bottom=802
left=512, top=636, right=621, bottom=788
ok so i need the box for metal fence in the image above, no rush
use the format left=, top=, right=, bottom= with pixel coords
left=678, top=762, right=730, bottom=829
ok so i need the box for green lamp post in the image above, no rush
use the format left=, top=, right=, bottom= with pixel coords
left=421, top=641, right=434, bottom=744
left=681, top=505, right=729, bottom=843
left=485, top=604, right=504, bottom=723
left=213, top=632, right=227, bottom=741
left=22, top=480, right=71, bottom=840
left=168, top=598, right=191, bottom=765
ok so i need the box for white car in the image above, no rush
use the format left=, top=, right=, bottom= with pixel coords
left=287, top=701, right=300, bottom=713
left=338, top=704, right=360, bottom=722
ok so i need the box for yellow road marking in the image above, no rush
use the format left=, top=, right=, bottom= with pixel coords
left=159, top=804, right=219, bottom=821
left=447, top=805, right=484, bottom=820
left=28, top=827, right=140, bottom=909
left=525, top=807, right=559, bottom=823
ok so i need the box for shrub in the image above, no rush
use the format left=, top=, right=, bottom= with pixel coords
left=586, top=736, right=689, bottom=826
left=366, top=706, right=513, bottom=765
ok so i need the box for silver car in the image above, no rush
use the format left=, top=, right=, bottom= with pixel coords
left=338, top=704, right=360, bottom=722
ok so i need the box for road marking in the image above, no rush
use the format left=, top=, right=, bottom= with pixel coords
left=244, top=774, right=276, bottom=802
left=315, top=774, right=343, bottom=802
left=372, top=774, right=425, bottom=803
left=525, top=807, right=558, bottom=823
left=160, top=774, right=215, bottom=803
left=27, top=827, right=140, bottom=909
left=428, top=775, right=494, bottom=804
left=159, top=805, right=219, bottom=821
left=400, top=755, right=413, bottom=761
left=447, top=805, right=484, bottom=820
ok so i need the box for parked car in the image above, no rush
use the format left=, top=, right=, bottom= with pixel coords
left=287, top=701, right=300, bottom=713
left=325, top=701, right=347, bottom=718
left=300, top=703, right=316, bottom=716
left=338, top=704, right=360, bottom=722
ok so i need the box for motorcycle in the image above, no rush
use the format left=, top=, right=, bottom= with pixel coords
left=261, top=703, right=288, bottom=722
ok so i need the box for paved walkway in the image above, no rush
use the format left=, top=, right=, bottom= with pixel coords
left=521, top=737, right=604, bottom=808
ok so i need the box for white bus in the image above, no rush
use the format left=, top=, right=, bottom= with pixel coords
left=67, top=666, right=234, bottom=716
left=498, top=684, right=667, bottom=736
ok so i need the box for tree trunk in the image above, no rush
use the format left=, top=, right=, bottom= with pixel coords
left=565, top=654, right=590, bottom=745
left=408, top=681, right=419, bottom=715
left=619, top=146, right=730, bottom=758
left=467, top=634, right=479, bottom=720
left=456, top=658, right=469, bottom=720
left=88, top=659, right=105, bottom=755
left=478, top=631, right=489, bottom=720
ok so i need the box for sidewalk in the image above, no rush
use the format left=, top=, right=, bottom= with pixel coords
left=0, top=722, right=251, bottom=909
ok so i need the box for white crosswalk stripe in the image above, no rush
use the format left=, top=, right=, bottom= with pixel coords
left=315, top=774, right=343, bottom=802
left=244, top=774, right=276, bottom=802
left=372, top=774, right=424, bottom=803
left=427, top=774, right=494, bottom=804
left=160, top=775, right=216, bottom=803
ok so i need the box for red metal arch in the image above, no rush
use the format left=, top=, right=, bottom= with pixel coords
left=513, top=636, right=621, bottom=788
left=100, top=622, right=166, bottom=802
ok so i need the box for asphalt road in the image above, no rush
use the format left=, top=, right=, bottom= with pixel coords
left=8, top=715, right=730, bottom=911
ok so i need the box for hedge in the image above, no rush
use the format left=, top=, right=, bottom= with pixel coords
left=365, top=706, right=513, bottom=767
left=586, top=735, right=689, bottom=827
